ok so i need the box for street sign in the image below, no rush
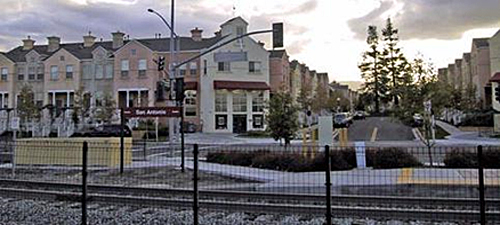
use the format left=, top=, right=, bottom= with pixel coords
left=11, top=117, right=19, bottom=130
left=123, top=107, right=182, bottom=118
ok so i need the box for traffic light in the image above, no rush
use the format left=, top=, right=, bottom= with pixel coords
left=157, top=56, right=165, bottom=71
left=156, top=81, right=164, bottom=101
left=272, top=23, right=283, bottom=48
left=495, top=86, right=500, bottom=102
left=175, top=78, right=185, bottom=102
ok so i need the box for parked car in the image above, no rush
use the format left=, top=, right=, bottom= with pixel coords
left=334, top=113, right=352, bottom=128
left=353, top=111, right=366, bottom=120
left=72, top=124, right=132, bottom=137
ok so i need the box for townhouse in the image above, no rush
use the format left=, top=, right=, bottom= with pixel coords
left=0, top=16, right=345, bottom=135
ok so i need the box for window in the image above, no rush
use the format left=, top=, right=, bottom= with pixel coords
left=185, top=91, right=197, bottom=117
left=218, top=62, right=230, bottom=72
left=28, top=66, right=35, bottom=80
left=37, top=65, right=43, bottom=80
left=60, top=56, right=65, bottom=61
left=179, top=64, right=186, bottom=76
left=203, top=60, right=207, bottom=75
left=215, top=92, right=227, bottom=112
left=215, top=115, right=227, bottom=130
left=138, top=59, right=146, bottom=77
left=50, top=65, right=58, bottom=80
left=236, top=27, right=244, bottom=36
left=249, top=61, right=261, bottom=73
left=131, top=49, right=136, bottom=55
left=189, top=63, right=197, bottom=76
left=121, top=60, right=129, bottom=77
left=2, top=94, right=8, bottom=108
left=252, top=92, right=264, bottom=112
left=17, top=67, right=24, bottom=81
left=95, top=64, right=104, bottom=79
left=233, top=92, right=247, bottom=112
left=66, top=65, right=73, bottom=79
left=105, top=64, right=113, bottom=79
left=253, top=115, right=264, bottom=128
left=82, top=64, right=92, bottom=80
left=1, top=68, right=7, bottom=81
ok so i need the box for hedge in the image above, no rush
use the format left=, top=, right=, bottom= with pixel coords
left=443, top=148, right=500, bottom=168
left=205, top=147, right=421, bottom=172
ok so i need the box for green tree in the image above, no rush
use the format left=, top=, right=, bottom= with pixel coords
left=381, top=18, right=408, bottom=107
left=266, top=90, right=299, bottom=147
left=17, top=84, right=40, bottom=133
left=311, top=85, right=330, bottom=113
left=94, top=93, right=116, bottom=124
left=359, top=25, right=389, bottom=113
left=327, top=91, right=350, bottom=112
left=296, top=84, right=313, bottom=112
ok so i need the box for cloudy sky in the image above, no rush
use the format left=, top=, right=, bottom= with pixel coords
left=1, top=0, right=499, bottom=82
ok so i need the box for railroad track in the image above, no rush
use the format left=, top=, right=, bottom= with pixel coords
left=0, top=179, right=499, bottom=222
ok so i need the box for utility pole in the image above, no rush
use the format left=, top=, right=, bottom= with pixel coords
left=168, top=0, right=176, bottom=145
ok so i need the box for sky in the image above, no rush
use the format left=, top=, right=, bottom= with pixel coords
left=0, top=0, right=499, bottom=83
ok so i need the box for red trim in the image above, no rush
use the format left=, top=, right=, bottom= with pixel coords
left=490, top=72, right=500, bottom=82
left=184, top=81, right=197, bottom=90
left=213, top=81, right=270, bottom=90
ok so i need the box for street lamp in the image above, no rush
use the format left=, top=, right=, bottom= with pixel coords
left=148, top=5, right=186, bottom=173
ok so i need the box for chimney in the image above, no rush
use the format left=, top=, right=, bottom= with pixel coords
left=112, top=31, right=125, bottom=49
left=22, top=36, right=35, bottom=51
left=47, top=36, right=60, bottom=52
left=83, top=31, right=96, bottom=48
left=190, top=27, right=203, bottom=42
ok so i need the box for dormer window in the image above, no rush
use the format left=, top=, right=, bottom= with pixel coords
left=236, top=27, right=244, bottom=36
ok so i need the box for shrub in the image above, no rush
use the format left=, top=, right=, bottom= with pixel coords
left=444, top=148, right=500, bottom=168
left=206, top=147, right=422, bottom=171
left=369, top=147, right=421, bottom=169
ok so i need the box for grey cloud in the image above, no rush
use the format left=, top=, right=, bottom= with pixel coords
left=0, top=0, right=227, bottom=51
left=285, top=0, right=317, bottom=15
left=348, top=0, right=500, bottom=40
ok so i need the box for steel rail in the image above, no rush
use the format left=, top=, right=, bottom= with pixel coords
left=0, top=179, right=499, bottom=208
left=0, top=187, right=499, bottom=222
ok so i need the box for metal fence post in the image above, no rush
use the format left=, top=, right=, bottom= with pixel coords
left=82, top=141, right=88, bottom=225
left=120, top=108, right=124, bottom=174
left=478, top=145, right=486, bottom=225
left=193, top=144, right=199, bottom=225
left=325, top=145, right=332, bottom=225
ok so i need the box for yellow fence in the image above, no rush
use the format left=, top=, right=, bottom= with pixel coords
left=14, top=138, right=132, bottom=167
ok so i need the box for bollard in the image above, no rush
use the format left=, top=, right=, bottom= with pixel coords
left=478, top=145, right=486, bottom=225
left=324, top=145, right=332, bottom=225
left=193, top=144, right=199, bottom=225
left=82, top=141, right=88, bottom=225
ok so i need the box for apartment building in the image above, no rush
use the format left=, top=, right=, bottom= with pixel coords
left=268, top=49, right=290, bottom=94
left=199, top=17, right=270, bottom=133
left=0, top=16, right=275, bottom=134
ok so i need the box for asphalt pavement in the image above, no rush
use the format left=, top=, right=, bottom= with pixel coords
left=348, top=117, right=415, bottom=142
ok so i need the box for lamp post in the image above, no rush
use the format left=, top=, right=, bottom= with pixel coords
left=148, top=4, right=186, bottom=172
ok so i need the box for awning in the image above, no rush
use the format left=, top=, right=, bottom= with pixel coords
left=213, top=81, right=270, bottom=91
left=490, top=72, right=500, bottom=82
left=184, top=81, right=197, bottom=90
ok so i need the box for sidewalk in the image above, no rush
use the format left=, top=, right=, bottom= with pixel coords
left=435, top=120, right=499, bottom=145
left=435, top=120, right=463, bottom=135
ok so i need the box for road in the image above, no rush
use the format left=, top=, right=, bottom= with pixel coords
left=347, top=117, right=415, bottom=142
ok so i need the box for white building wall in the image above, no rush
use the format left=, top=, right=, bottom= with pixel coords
left=200, top=17, right=270, bottom=133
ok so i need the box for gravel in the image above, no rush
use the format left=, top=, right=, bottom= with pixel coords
left=0, top=166, right=257, bottom=188
left=0, top=197, right=476, bottom=225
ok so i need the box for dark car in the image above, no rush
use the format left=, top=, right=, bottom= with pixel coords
left=353, top=111, right=366, bottom=120
left=333, top=113, right=352, bottom=128
left=72, top=124, right=132, bottom=137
